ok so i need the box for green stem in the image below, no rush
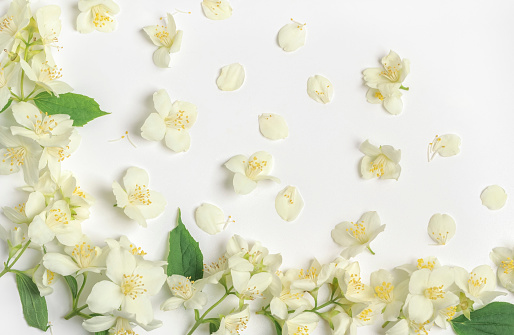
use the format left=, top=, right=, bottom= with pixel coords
left=382, top=321, right=390, bottom=328
left=0, top=240, right=31, bottom=279
left=186, top=287, right=233, bottom=335
left=399, top=85, right=409, bottom=91
left=367, top=246, right=376, bottom=255
left=24, top=87, right=38, bottom=100
left=64, top=304, right=89, bottom=320
left=75, top=273, right=88, bottom=307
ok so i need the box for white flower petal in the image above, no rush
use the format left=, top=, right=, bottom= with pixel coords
left=153, top=89, right=172, bottom=116
left=481, top=185, right=507, bottom=210
left=233, top=172, right=257, bottom=195
left=153, top=47, right=171, bottom=68
left=112, top=181, right=129, bottom=208
left=216, top=63, right=245, bottom=91
left=307, top=75, right=333, bottom=104
left=224, top=155, right=247, bottom=174
left=165, top=128, right=191, bottom=152
left=141, top=113, right=166, bottom=142
left=123, top=167, right=149, bottom=192
left=43, top=253, right=80, bottom=276
left=275, top=186, right=304, bottom=222
left=28, top=213, right=54, bottom=245
left=160, top=296, right=185, bottom=310
left=195, top=203, right=228, bottom=235
left=202, top=0, right=232, bottom=20
left=427, top=214, right=456, bottom=245
left=258, top=113, right=289, bottom=140
left=82, top=316, right=116, bottom=333
left=278, top=21, right=306, bottom=52
left=87, top=280, right=124, bottom=313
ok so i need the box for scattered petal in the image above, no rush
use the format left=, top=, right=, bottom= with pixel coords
left=307, top=75, right=333, bottom=104
left=195, top=203, right=234, bottom=235
left=216, top=63, right=245, bottom=91
left=427, top=214, right=456, bottom=245
left=481, top=185, right=507, bottom=210
left=202, top=0, right=232, bottom=20
left=428, top=134, right=461, bottom=161
left=278, top=19, right=306, bottom=52
left=275, top=186, right=304, bottom=222
left=258, top=113, right=289, bottom=140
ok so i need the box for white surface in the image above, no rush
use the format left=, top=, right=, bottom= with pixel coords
left=1, top=0, right=514, bottom=334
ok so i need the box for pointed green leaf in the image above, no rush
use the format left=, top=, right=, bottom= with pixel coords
left=450, top=302, right=514, bottom=335
left=15, top=272, right=50, bottom=331
left=167, top=209, right=203, bottom=281
left=64, top=275, right=78, bottom=299
left=33, top=92, right=109, bottom=127
left=0, top=99, right=12, bottom=113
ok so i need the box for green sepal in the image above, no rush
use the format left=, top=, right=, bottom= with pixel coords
left=450, top=302, right=514, bottom=335
left=167, top=209, right=203, bottom=281
left=207, top=318, right=221, bottom=334
left=15, top=272, right=50, bottom=331
left=33, top=92, right=109, bottom=127
left=0, top=99, right=12, bottom=113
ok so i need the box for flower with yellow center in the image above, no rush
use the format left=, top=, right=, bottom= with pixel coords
left=39, top=129, right=81, bottom=180
left=365, top=83, right=403, bottom=115
left=0, top=0, right=31, bottom=51
left=213, top=305, right=250, bottom=335
left=339, top=262, right=374, bottom=303
left=11, top=102, right=74, bottom=147
left=232, top=270, right=272, bottom=301
left=370, top=269, right=408, bottom=321
left=331, top=211, right=385, bottom=258
left=76, top=0, right=120, bottom=34
left=86, top=246, right=166, bottom=325
left=141, top=89, right=197, bottom=152
left=35, top=5, right=62, bottom=65
left=20, top=53, right=73, bottom=97
left=359, top=140, right=401, bottom=180
left=161, top=275, right=208, bottom=310
left=82, top=310, right=163, bottom=335
left=269, top=271, right=312, bottom=320
left=33, top=261, right=58, bottom=296
left=363, top=50, right=410, bottom=89
left=43, top=236, right=106, bottom=276
left=282, top=310, right=319, bottom=335
left=224, top=151, right=280, bottom=195
left=490, top=246, right=514, bottom=292
left=143, top=14, right=183, bottom=68
left=112, top=167, right=167, bottom=227
left=407, top=267, right=458, bottom=324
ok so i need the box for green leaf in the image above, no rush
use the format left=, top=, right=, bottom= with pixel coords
left=209, top=320, right=220, bottom=334
left=15, top=272, right=50, bottom=331
left=0, top=99, right=12, bottom=113
left=271, top=317, right=282, bottom=335
left=450, top=302, right=514, bottom=335
left=64, top=275, right=78, bottom=299
left=33, top=92, right=109, bottom=127
left=167, top=208, right=203, bottom=281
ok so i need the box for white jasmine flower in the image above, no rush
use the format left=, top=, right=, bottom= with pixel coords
left=290, top=258, right=333, bottom=292
left=282, top=310, right=319, bottom=335
left=331, top=211, right=385, bottom=258
left=20, top=53, right=73, bottom=96
left=202, top=0, right=232, bottom=20
left=3, top=191, right=45, bottom=225
left=195, top=203, right=233, bottom=235
left=370, top=269, right=408, bottom=321
left=86, top=246, right=167, bottom=324
left=340, top=262, right=374, bottom=303
left=224, top=151, right=280, bottom=195
left=278, top=19, right=306, bottom=52
left=0, top=126, right=42, bottom=186
left=385, top=317, right=432, bottom=335
left=363, top=50, right=410, bottom=88
left=428, top=134, right=461, bottom=161
left=83, top=310, right=162, bottom=334
left=407, top=267, right=458, bottom=323
left=11, top=102, right=74, bottom=147
left=275, top=186, right=304, bottom=222
left=105, top=235, right=167, bottom=269
left=161, top=275, right=208, bottom=310
left=33, top=261, right=58, bottom=296
left=307, top=75, right=333, bottom=104
left=28, top=200, right=82, bottom=246
left=232, top=271, right=272, bottom=301
left=225, top=235, right=281, bottom=274
left=490, top=247, right=514, bottom=292
left=427, top=213, right=456, bottom=245
left=58, top=171, right=94, bottom=222
left=203, top=256, right=228, bottom=285
left=213, top=305, right=249, bottom=335
left=258, top=113, right=288, bottom=140
left=77, top=0, right=120, bottom=34
left=359, top=140, right=401, bottom=180
left=454, top=265, right=506, bottom=308
left=0, top=0, right=31, bottom=51
left=112, top=167, right=166, bottom=227
left=366, top=83, right=403, bottom=115
left=35, top=5, right=62, bottom=65
left=216, top=63, right=245, bottom=91
left=268, top=272, right=311, bottom=320
left=39, top=129, right=81, bottom=179
left=43, top=236, right=106, bottom=276
left=143, top=14, right=183, bottom=68
left=480, top=185, right=507, bottom=210
left=141, top=89, right=198, bottom=152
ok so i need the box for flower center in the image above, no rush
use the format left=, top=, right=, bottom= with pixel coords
left=347, top=273, right=365, bottom=294
left=443, top=306, right=457, bottom=321
left=346, top=221, right=368, bottom=243
left=73, top=186, right=86, bottom=198
left=369, top=154, right=387, bottom=177
left=409, top=320, right=430, bottom=335
left=164, top=110, right=189, bottom=130
left=431, top=230, right=450, bottom=245
left=48, top=208, right=69, bottom=227
left=299, top=266, right=318, bottom=281
left=128, top=243, right=147, bottom=256
left=425, top=285, right=445, bottom=300
left=154, top=24, right=173, bottom=47
left=358, top=308, right=373, bottom=322
left=129, top=184, right=152, bottom=205
left=245, top=156, right=267, bottom=179
left=204, top=256, right=227, bottom=275
left=92, top=5, right=113, bottom=28
left=46, top=269, right=55, bottom=285
left=121, top=274, right=147, bottom=300
left=15, top=203, right=26, bottom=213
left=71, top=242, right=97, bottom=268
left=417, top=258, right=435, bottom=270
left=374, top=91, right=384, bottom=101
left=33, top=112, right=59, bottom=136
left=380, top=62, right=401, bottom=82
left=170, top=278, right=193, bottom=299
left=293, top=325, right=309, bottom=335
left=40, top=61, right=63, bottom=82
left=468, top=272, right=487, bottom=295
left=226, top=315, right=248, bottom=334
left=374, top=282, right=394, bottom=303
left=501, top=258, right=514, bottom=274
left=0, top=16, right=15, bottom=35
left=113, top=317, right=136, bottom=335
left=3, top=146, right=26, bottom=172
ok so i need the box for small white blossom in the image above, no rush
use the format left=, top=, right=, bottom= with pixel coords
left=161, top=275, right=208, bottom=310
left=83, top=310, right=162, bottom=334
left=454, top=265, right=506, bottom=308
left=366, top=83, right=403, bottom=115
left=490, top=247, right=514, bottom=292
left=77, top=0, right=120, bottom=34
left=363, top=50, right=410, bottom=88
left=143, top=14, right=183, bottom=68
left=427, top=213, right=456, bottom=245
left=0, top=0, right=31, bottom=51
left=20, top=53, right=73, bottom=96
left=359, top=140, right=401, bottom=180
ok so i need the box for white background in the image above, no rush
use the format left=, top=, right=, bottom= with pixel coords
left=1, top=0, right=514, bottom=334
